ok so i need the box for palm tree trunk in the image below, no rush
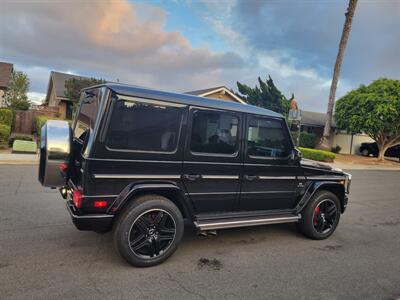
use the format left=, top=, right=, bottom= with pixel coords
left=320, top=0, right=358, bottom=149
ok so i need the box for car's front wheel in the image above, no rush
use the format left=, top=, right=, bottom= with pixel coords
left=113, top=195, right=184, bottom=267
left=297, top=191, right=341, bottom=240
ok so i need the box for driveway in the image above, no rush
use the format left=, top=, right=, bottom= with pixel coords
left=1, top=166, right=400, bottom=299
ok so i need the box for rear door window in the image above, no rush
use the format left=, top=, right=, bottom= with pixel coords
left=106, top=98, right=185, bottom=153
left=190, top=110, right=239, bottom=155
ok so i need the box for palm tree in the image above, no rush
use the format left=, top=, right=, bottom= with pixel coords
left=320, top=0, right=358, bottom=149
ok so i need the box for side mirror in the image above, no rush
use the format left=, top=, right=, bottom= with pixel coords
left=290, top=148, right=302, bottom=162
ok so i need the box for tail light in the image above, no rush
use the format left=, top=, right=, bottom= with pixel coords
left=59, top=162, right=69, bottom=172
left=73, top=189, right=83, bottom=208
left=93, top=200, right=108, bottom=208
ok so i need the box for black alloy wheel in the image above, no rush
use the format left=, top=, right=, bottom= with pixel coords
left=297, top=190, right=341, bottom=240
left=129, top=209, right=176, bottom=259
left=114, top=195, right=184, bottom=267
left=312, top=199, right=338, bottom=234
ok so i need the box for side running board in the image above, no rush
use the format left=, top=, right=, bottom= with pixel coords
left=194, top=214, right=301, bottom=231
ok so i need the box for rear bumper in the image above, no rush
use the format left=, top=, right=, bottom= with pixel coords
left=66, top=200, right=114, bottom=232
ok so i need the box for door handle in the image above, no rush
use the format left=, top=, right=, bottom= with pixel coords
left=182, top=174, right=202, bottom=181
left=244, top=175, right=258, bottom=181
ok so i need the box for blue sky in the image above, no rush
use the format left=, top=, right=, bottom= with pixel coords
left=1, top=0, right=399, bottom=112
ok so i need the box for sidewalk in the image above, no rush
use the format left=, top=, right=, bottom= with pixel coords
left=0, top=153, right=39, bottom=165
left=327, top=161, right=400, bottom=171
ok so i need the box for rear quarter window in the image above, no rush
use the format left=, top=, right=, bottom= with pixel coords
left=106, top=98, right=185, bottom=153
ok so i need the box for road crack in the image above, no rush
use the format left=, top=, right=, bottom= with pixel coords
left=167, top=273, right=206, bottom=300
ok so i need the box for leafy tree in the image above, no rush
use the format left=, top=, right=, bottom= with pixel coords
left=4, top=70, right=31, bottom=110
left=335, top=78, right=400, bottom=161
left=64, top=77, right=105, bottom=110
left=236, top=75, right=292, bottom=115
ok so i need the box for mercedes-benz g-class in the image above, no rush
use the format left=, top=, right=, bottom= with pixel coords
left=38, top=83, right=351, bottom=267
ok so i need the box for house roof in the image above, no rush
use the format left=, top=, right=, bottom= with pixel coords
left=186, top=86, right=246, bottom=104
left=86, top=83, right=283, bottom=118
left=47, top=71, right=91, bottom=102
left=0, top=62, right=13, bottom=89
left=301, top=110, right=336, bottom=127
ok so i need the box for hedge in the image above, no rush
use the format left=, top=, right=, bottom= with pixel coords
left=298, top=147, right=336, bottom=162
left=290, top=131, right=316, bottom=148
left=0, top=124, right=11, bottom=143
left=34, top=115, right=71, bottom=136
left=0, top=108, right=13, bottom=126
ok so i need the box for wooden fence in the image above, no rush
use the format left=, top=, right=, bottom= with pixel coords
left=12, top=106, right=60, bottom=134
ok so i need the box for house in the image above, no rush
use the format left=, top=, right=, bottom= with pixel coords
left=186, top=86, right=246, bottom=104
left=46, top=74, right=245, bottom=119
left=45, top=71, right=92, bottom=119
left=0, top=62, right=14, bottom=107
left=293, top=110, right=373, bottom=154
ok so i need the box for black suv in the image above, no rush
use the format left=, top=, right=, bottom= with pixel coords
left=359, top=142, right=400, bottom=159
left=39, top=83, right=351, bottom=267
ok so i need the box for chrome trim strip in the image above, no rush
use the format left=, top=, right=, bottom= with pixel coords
left=86, top=157, right=181, bottom=164
left=195, top=215, right=301, bottom=230
left=187, top=191, right=292, bottom=196
left=186, top=192, right=237, bottom=196
left=83, top=194, right=118, bottom=198
left=307, top=176, right=345, bottom=180
left=66, top=202, right=114, bottom=219
left=258, top=176, right=296, bottom=180
left=93, top=174, right=181, bottom=179
left=185, top=161, right=241, bottom=166
left=202, top=175, right=239, bottom=179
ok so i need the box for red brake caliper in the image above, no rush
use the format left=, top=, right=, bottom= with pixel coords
left=313, top=206, right=320, bottom=225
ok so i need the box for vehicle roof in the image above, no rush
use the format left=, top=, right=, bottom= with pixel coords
left=86, top=83, right=283, bottom=118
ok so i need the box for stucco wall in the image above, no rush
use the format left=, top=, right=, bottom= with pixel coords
left=333, top=132, right=374, bottom=155
left=0, top=89, right=5, bottom=107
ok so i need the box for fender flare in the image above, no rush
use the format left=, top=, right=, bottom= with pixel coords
left=295, top=181, right=345, bottom=214
left=107, top=182, right=194, bottom=219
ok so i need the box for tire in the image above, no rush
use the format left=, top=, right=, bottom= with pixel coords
left=113, top=194, right=184, bottom=267
left=361, top=148, right=369, bottom=156
left=297, top=190, right=341, bottom=240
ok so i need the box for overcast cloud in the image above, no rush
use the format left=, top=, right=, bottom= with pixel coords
left=0, top=0, right=399, bottom=111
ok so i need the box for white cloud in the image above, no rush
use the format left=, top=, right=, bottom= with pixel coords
left=27, top=92, right=46, bottom=104
left=0, top=0, right=244, bottom=95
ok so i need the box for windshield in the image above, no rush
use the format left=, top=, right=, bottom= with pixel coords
left=73, top=88, right=101, bottom=140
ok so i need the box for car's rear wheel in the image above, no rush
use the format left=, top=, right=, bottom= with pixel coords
left=113, top=195, right=184, bottom=267
left=297, top=191, right=341, bottom=240
left=361, top=148, right=369, bottom=156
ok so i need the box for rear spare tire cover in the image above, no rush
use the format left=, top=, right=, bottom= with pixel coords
left=38, top=120, right=72, bottom=187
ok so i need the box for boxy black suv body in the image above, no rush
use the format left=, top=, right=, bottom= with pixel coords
left=39, top=83, right=351, bottom=267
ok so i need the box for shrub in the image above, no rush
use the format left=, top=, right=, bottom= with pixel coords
left=34, top=115, right=71, bottom=136
left=331, top=145, right=342, bottom=154
left=8, top=134, right=34, bottom=147
left=290, top=131, right=316, bottom=148
left=0, top=108, right=13, bottom=126
left=34, top=115, right=53, bottom=135
left=298, top=147, right=336, bottom=162
left=0, top=124, right=11, bottom=143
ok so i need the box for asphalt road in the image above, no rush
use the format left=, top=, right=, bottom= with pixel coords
left=1, top=166, right=400, bottom=300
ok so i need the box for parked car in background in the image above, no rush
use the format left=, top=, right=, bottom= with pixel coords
left=359, top=142, right=400, bottom=160
left=38, top=83, right=352, bottom=267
